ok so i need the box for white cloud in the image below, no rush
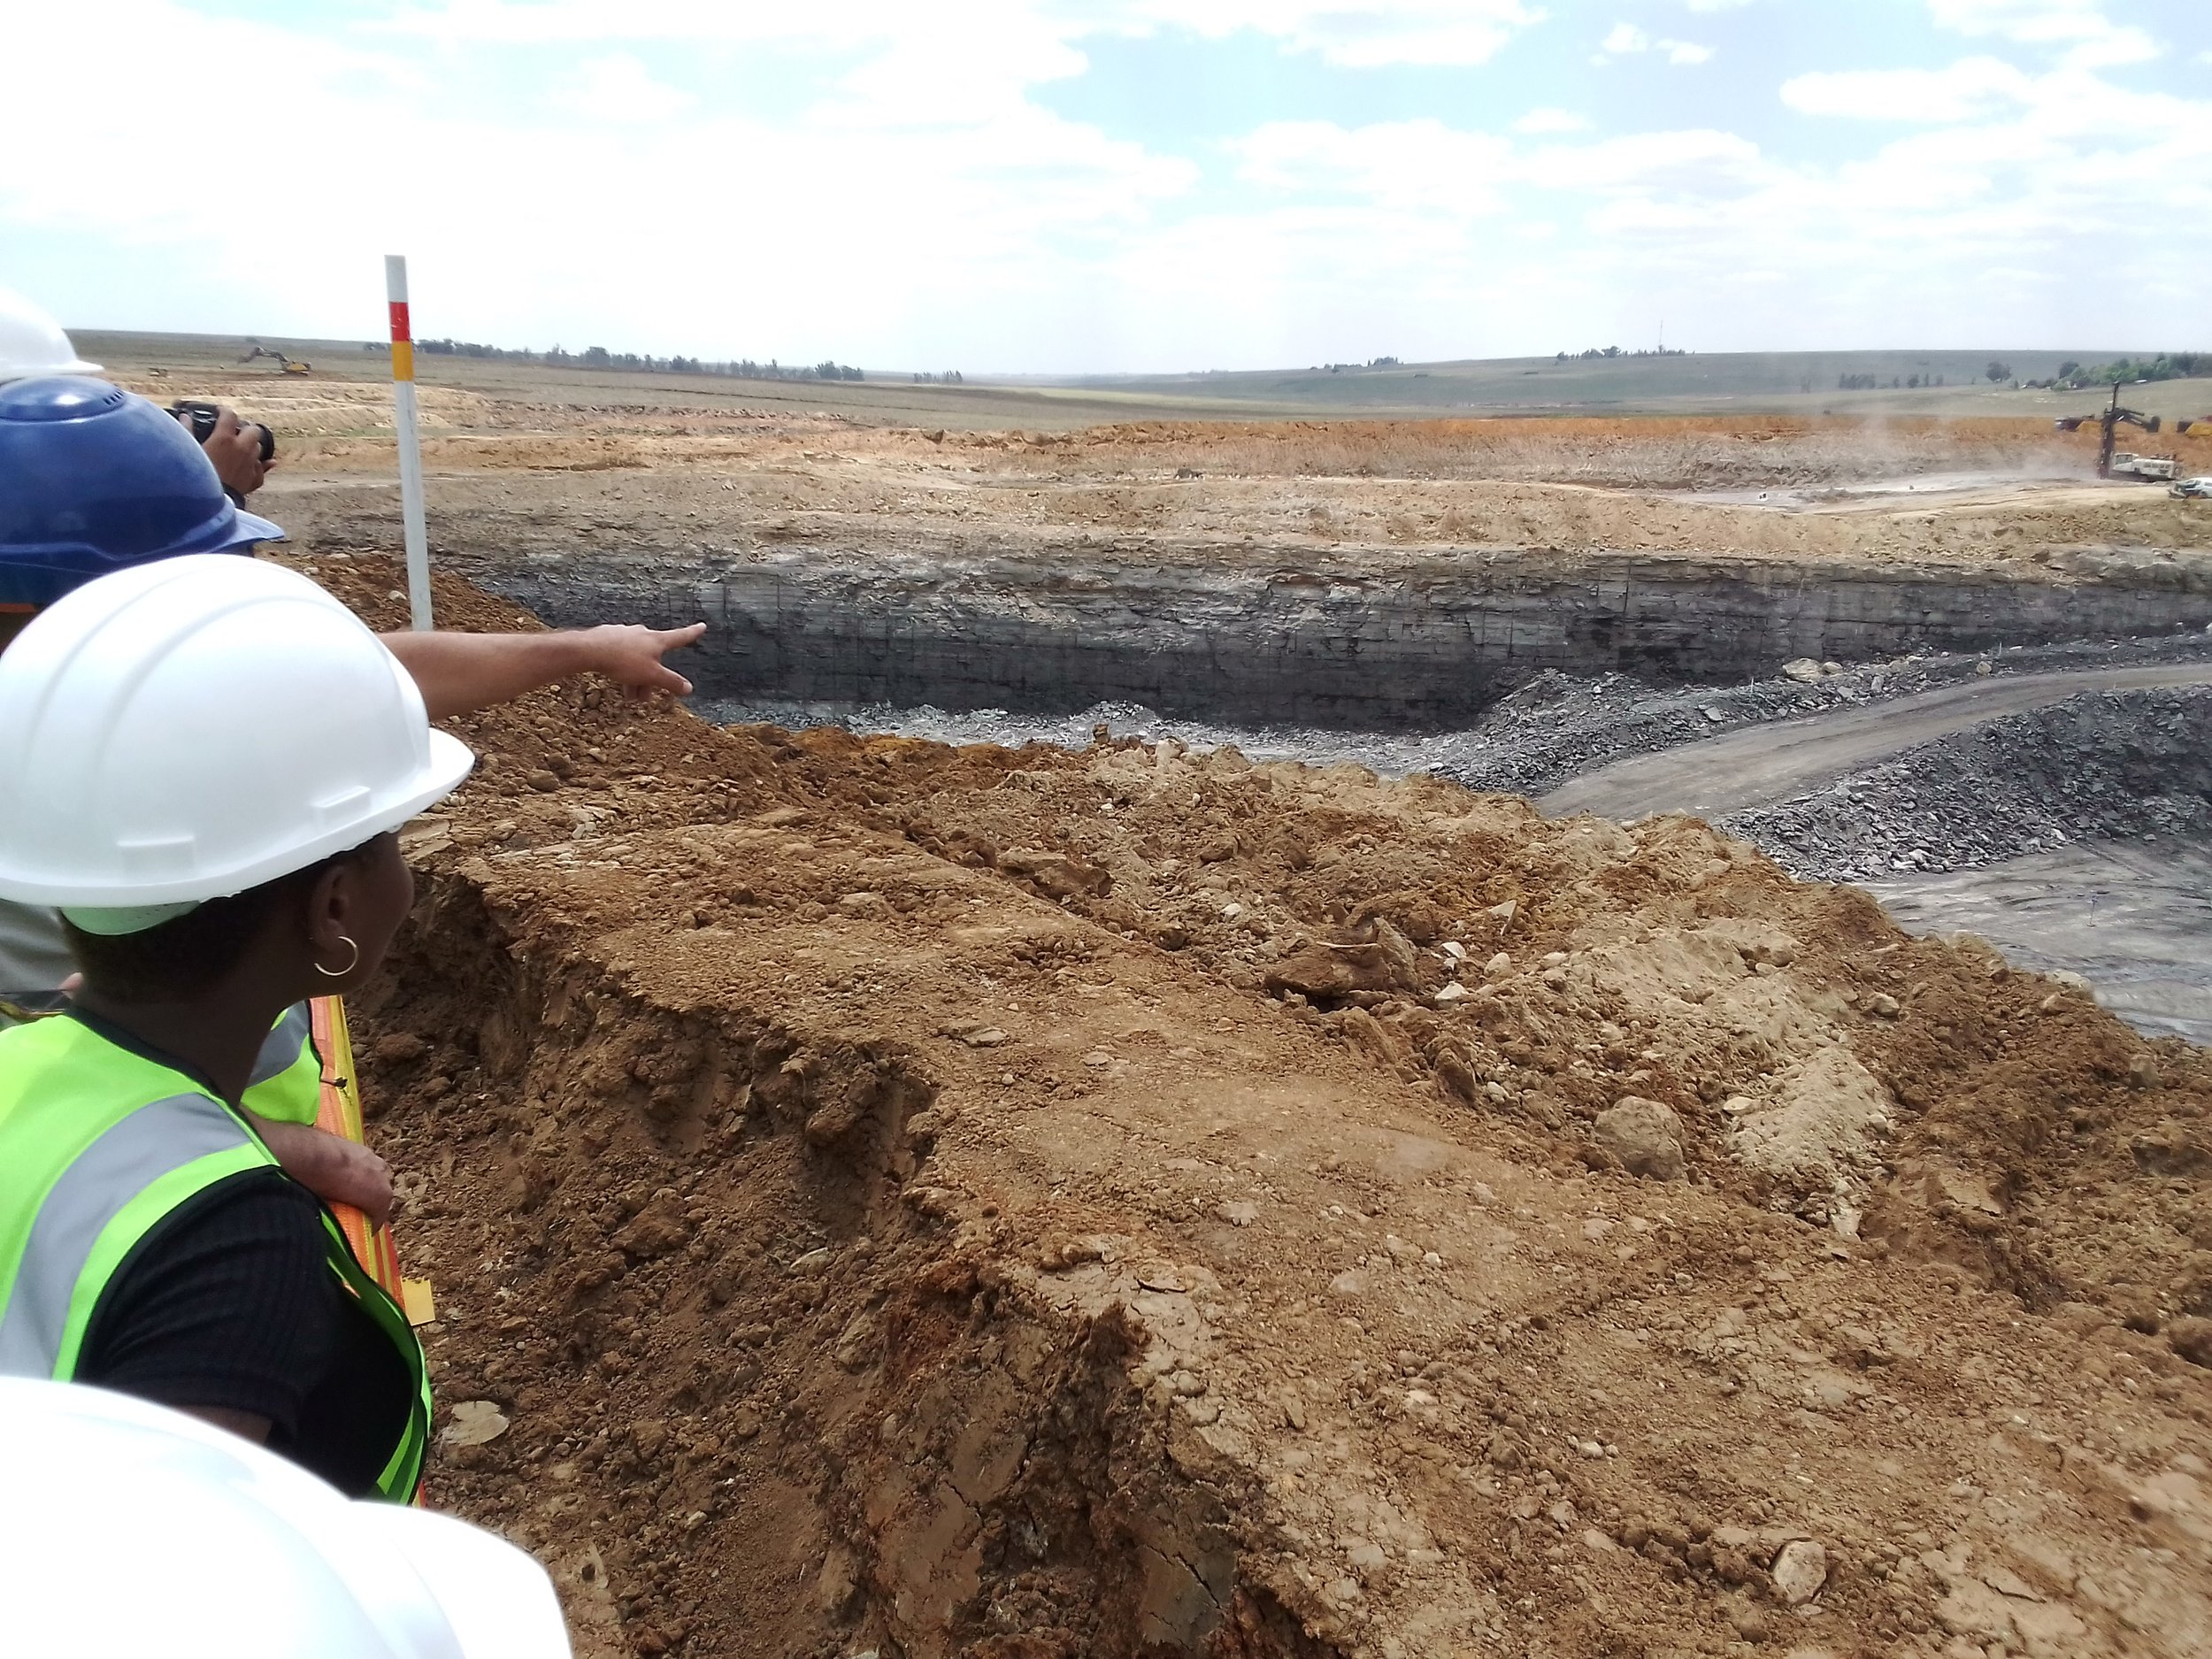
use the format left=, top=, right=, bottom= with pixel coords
left=0, top=0, right=1194, bottom=365
left=4, top=0, right=2208, bottom=370
left=1927, top=1, right=2156, bottom=70
left=551, top=53, right=695, bottom=122
left=391, top=0, right=1548, bottom=71
left=1112, top=1, right=1546, bottom=68
left=1684, top=0, right=1755, bottom=10
left=1234, top=119, right=1514, bottom=217
left=1596, top=22, right=1710, bottom=65
left=1514, top=107, right=1591, bottom=134
left=386, top=0, right=941, bottom=47
left=1521, top=127, right=1769, bottom=194
left=1782, top=57, right=2033, bottom=122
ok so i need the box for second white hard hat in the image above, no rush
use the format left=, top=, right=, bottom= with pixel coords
left=0, top=1379, right=571, bottom=1659
left=0, top=555, right=473, bottom=907
left=0, top=287, right=101, bottom=381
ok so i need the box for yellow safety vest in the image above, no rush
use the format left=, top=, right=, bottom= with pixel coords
left=0, top=1014, right=429, bottom=1500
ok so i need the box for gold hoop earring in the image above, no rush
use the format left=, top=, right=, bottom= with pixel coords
left=313, top=934, right=361, bottom=979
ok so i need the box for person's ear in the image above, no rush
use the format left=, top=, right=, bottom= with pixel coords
left=303, top=860, right=363, bottom=984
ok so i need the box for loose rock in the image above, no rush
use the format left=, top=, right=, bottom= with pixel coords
left=1594, top=1097, right=1687, bottom=1180
left=441, top=1400, right=510, bottom=1448
left=1770, top=1539, right=1828, bottom=1605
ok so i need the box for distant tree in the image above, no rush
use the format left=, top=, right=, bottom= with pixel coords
left=1907, top=373, right=1920, bottom=388
left=581, top=345, right=611, bottom=367
left=1984, top=360, right=2011, bottom=382
left=1555, top=350, right=1568, bottom=365
left=1601, top=345, right=1621, bottom=357
left=2056, top=359, right=2081, bottom=380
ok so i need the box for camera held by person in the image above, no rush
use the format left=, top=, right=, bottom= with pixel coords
left=167, top=400, right=275, bottom=504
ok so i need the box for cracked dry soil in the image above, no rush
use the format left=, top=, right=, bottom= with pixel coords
left=308, top=555, right=2212, bottom=1659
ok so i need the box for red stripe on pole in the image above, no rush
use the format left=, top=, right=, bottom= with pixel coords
left=388, top=300, right=412, bottom=343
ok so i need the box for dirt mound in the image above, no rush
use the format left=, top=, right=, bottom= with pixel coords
left=930, top=413, right=2171, bottom=493
left=299, top=552, right=2211, bottom=1659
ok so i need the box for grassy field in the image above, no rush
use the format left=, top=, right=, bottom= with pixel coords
left=1040, top=349, right=2212, bottom=420
left=73, top=330, right=1253, bottom=431
left=74, top=330, right=2212, bottom=430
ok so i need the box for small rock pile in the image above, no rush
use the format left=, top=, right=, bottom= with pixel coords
left=1437, top=630, right=2212, bottom=802
left=1727, top=686, right=2212, bottom=881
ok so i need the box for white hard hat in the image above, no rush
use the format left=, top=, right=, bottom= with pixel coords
left=0, top=555, right=473, bottom=908
left=0, top=287, right=101, bottom=380
left=0, top=1379, right=570, bottom=1658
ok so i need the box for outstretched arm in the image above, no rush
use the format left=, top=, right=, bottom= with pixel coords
left=379, top=622, right=707, bottom=720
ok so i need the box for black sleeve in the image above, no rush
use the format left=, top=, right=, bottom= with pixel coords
left=75, top=1171, right=339, bottom=1440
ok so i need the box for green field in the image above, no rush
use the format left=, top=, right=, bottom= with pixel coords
left=1030, top=349, right=2195, bottom=416
left=71, top=330, right=2212, bottom=428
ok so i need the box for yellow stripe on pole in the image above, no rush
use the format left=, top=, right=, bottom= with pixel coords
left=390, top=339, right=415, bottom=382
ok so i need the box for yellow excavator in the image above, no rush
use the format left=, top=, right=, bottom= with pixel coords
left=240, top=344, right=311, bottom=375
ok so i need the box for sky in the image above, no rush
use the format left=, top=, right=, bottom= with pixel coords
left=4, top=0, right=2206, bottom=373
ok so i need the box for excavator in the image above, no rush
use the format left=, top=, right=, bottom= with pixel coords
left=2054, top=382, right=2170, bottom=480
left=240, top=344, right=311, bottom=375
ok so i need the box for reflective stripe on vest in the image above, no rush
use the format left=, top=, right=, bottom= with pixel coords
left=0, top=1016, right=430, bottom=1501
left=0, top=1090, right=265, bottom=1377
left=242, top=1002, right=321, bottom=1126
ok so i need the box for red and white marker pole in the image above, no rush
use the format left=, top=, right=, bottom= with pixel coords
left=384, top=254, right=434, bottom=631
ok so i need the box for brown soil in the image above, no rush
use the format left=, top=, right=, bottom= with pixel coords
left=288, top=552, right=2212, bottom=1659
left=130, top=364, right=2212, bottom=575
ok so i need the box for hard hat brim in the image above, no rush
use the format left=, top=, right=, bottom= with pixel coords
left=0, top=728, right=475, bottom=908
left=225, top=509, right=288, bottom=549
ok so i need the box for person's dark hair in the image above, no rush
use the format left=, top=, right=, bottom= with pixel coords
left=62, top=840, right=383, bottom=1004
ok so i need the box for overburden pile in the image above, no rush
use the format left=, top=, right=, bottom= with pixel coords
left=308, top=554, right=2211, bottom=1659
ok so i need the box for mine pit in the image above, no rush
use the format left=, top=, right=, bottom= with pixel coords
left=313, top=550, right=2212, bottom=1659
left=425, top=541, right=2212, bottom=730
left=128, top=378, right=2212, bottom=1657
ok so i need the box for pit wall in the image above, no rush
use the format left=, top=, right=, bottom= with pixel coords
left=357, top=871, right=1309, bottom=1659
left=458, top=546, right=2212, bottom=727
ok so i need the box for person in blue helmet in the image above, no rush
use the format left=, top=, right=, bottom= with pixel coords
left=0, top=373, right=708, bottom=1217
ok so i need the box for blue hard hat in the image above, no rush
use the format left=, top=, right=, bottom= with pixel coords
left=0, top=376, right=285, bottom=610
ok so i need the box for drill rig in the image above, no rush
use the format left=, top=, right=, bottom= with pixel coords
left=2055, top=382, right=2170, bottom=480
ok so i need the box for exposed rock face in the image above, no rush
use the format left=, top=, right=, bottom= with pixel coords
left=441, top=543, right=2212, bottom=727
